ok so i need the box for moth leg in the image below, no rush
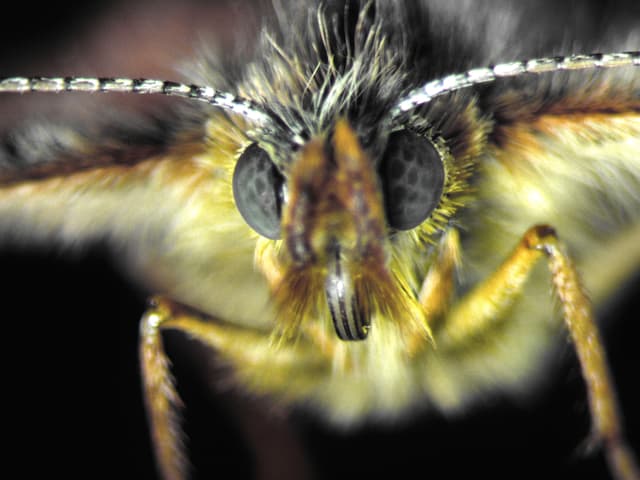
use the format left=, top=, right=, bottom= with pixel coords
left=140, top=295, right=326, bottom=480
left=401, top=228, right=461, bottom=355
left=419, top=227, right=461, bottom=324
left=140, top=297, right=292, bottom=480
left=439, top=224, right=639, bottom=480
left=139, top=298, right=187, bottom=480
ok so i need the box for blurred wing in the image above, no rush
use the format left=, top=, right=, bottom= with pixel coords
left=0, top=116, right=203, bottom=246
left=0, top=113, right=274, bottom=328
left=465, top=66, right=640, bottom=305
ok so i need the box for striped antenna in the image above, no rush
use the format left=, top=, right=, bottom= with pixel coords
left=0, top=76, right=275, bottom=127
left=1, top=51, right=637, bottom=134
left=390, top=51, right=640, bottom=120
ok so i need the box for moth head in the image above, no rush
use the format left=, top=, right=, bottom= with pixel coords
left=232, top=118, right=449, bottom=341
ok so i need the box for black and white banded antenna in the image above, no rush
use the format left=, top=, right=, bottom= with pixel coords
left=389, top=51, right=640, bottom=122
left=0, top=76, right=277, bottom=127
left=0, top=51, right=637, bottom=135
left=0, top=76, right=310, bottom=147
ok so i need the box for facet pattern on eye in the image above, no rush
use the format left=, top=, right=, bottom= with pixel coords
left=232, top=143, right=283, bottom=239
left=380, top=130, right=445, bottom=230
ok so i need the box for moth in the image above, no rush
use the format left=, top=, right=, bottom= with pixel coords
left=1, top=1, right=638, bottom=479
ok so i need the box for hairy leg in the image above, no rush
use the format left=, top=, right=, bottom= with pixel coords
left=439, top=225, right=638, bottom=480
left=139, top=297, right=317, bottom=480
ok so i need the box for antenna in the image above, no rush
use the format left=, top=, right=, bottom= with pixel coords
left=0, top=76, right=275, bottom=127
left=390, top=51, right=640, bottom=120
left=1, top=51, right=637, bottom=134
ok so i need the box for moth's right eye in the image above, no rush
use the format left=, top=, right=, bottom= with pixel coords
left=232, top=143, right=284, bottom=239
left=379, top=130, right=445, bottom=231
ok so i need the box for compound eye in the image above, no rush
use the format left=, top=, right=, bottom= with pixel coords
left=232, top=143, right=284, bottom=239
left=379, top=130, right=445, bottom=230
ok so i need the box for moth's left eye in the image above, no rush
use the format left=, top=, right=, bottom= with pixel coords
left=379, top=130, right=445, bottom=230
left=232, top=143, right=284, bottom=239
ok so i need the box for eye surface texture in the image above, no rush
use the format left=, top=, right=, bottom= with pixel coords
left=232, top=143, right=284, bottom=239
left=379, top=130, right=445, bottom=230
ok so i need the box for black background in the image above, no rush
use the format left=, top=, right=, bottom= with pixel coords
left=0, top=1, right=638, bottom=479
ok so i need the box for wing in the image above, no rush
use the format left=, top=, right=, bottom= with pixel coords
left=0, top=107, right=281, bottom=329
left=456, top=1, right=640, bottom=307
